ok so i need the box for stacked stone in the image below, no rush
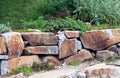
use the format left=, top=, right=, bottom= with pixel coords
left=1, top=29, right=120, bottom=76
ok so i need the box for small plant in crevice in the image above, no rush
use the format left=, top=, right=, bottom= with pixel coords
left=10, top=67, right=33, bottom=76
left=32, top=62, right=55, bottom=71
left=106, top=56, right=116, bottom=62
left=69, top=61, right=80, bottom=66
left=0, top=23, right=11, bottom=34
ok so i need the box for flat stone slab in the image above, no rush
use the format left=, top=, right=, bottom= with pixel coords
left=28, top=67, right=79, bottom=78
left=21, top=32, right=58, bottom=46
left=0, top=55, right=8, bottom=59
left=24, top=46, right=58, bottom=55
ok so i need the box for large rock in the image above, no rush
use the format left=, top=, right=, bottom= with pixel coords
left=81, top=29, right=120, bottom=51
left=21, top=32, right=58, bottom=46
left=85, top=63, right=120, bottom=78
left=4, top=73, right=26, bottom=78
left=64, top=49, right=93, bottom=64
left=24, top=46, right=58, bottom=55
left=0, top=37, right=7, bottom=54
left=96, top=50, right=118, bottom=61
left=1, top=32, right=24, bottom=59
left=0, top=60, right=9, bottom=75
left=8, top=55, right=40, bottom=72
left=42, top=56, right=62, bottom=66
left=28, top=67, right=79, bottom=78
left=59, top=39, right=77, bottom=59
left=0, top=55, right=8, bottom=60
left=64, top=31, right=80, bottom=38
left=107, top=45, right=118, bottom=53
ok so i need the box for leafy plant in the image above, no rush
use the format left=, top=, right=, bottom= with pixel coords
left=42, top=17, right=90, bottom=33
left=10, top=67, right=33, bottom=76
left=69, top=61, right=80, bottom=66
left=106, top=56, right=116, bottom=62
left=73, top=0, right=120, bottom=25
left=21, top=16, right=48, bottom=29
left=0, top=23, right=11, bottom=33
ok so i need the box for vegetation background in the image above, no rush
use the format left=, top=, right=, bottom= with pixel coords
left=0, top=0, right=120, bottom=32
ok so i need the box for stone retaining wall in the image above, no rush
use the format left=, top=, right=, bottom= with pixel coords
left=1, top=29, right=120, bottom=75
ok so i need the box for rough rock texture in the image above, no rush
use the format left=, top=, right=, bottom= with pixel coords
left=1, top=32, right=24, bottom=59
left=0, top=55, right=8, bottom=59
left=0, top=60, right=8, bottom=75
left=8, top=55, right=40, bottom=72
left=85, top=63, right=120, bottom=78
left=24, top=46, right=58, bottom=55
left=3, top=73, right=26, bottom=78
left=21, top=32, right=58, bottom=46
left=96, top=50, right=118, bottom=61
left=59, top=39, right=77, bottom=59
left=64, top=31, right=80, bottom=38
left=81, top=29, right=120, bottom=51
left=0, top=37, right=6, bottom=54
left=107, top=45, right=118, bottom=53
left=28, top=67, right=79, bottom=78
left=42, top=56, right=62, bottom=66
left=64, top=49, right=93, bottom=64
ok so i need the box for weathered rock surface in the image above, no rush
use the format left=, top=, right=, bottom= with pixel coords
left=81, top=29, right=120, bottom=51
left=107, top=45, right=118, bottom=53
left=21, top=32, right=58, bottom=46
left=28, top=67, right=79, bottom=78
left=85, top=63, right=120, bottom=78
left=3, top=73, right=26, bottom=78
left=59, top=39, right=77, bottom=59
left=8, top=55, right=40, bottom=72
left=42, top=56, right=62, bottom=66
left=0, top=55, right=8, bottom=59
left=64, top=49, right=93, bottom=64
left=64, top=31, right=80, bottom=38
left=0, top=60, right=8, bottom=75
left=24, top=46, right=58, bottom=55
left=1, top=32, right=24, bottom=58
left=0, top=37, right=6, bottom=54
left=96, top=50, right=118, bottom=61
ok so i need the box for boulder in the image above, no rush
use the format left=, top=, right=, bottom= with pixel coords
left=81, top=29, right=120, bottom=51
left=64, top=31, right=80, bottom=38
left=3, top=73, right=26, bottom=78
left=8, top=55, right=40, bottom=72
left=107, top=45, right=118, bottom=53
left=28, top=67, right=79, bottom=78
left=42, top=56, right=62, bottom=66
left=64, top=49, right=93, bottom=64
left=59, top=39, right=77, bottom=59
left=1, top=32, right=24, bottom=59
left=0, top=37, right=6, bottom=54
left=0, top=60, right=8, bottom=75
left=21, top=32, right=58, bottom=46
left=85, top=63, right=120, bottom=78
left=96, top=50, right=118, bottom=61
left=24, top=46, right=58, bottom=55
left=0, top=55, right=8, bottom=60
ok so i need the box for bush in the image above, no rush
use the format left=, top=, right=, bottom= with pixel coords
left=73, top=0, right=120, bottom=25
left=42, top=17, right=90, bottom=33
left=21, top=16, right=48, bottom=29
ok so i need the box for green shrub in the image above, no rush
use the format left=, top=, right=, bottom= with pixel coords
left=21, top=16, right=48, bottom=29
left=42, top=17, right=90, bottom=33
left=0, top=23, right=11, bottom=33
left=73, top=0, right=120, bottom=25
